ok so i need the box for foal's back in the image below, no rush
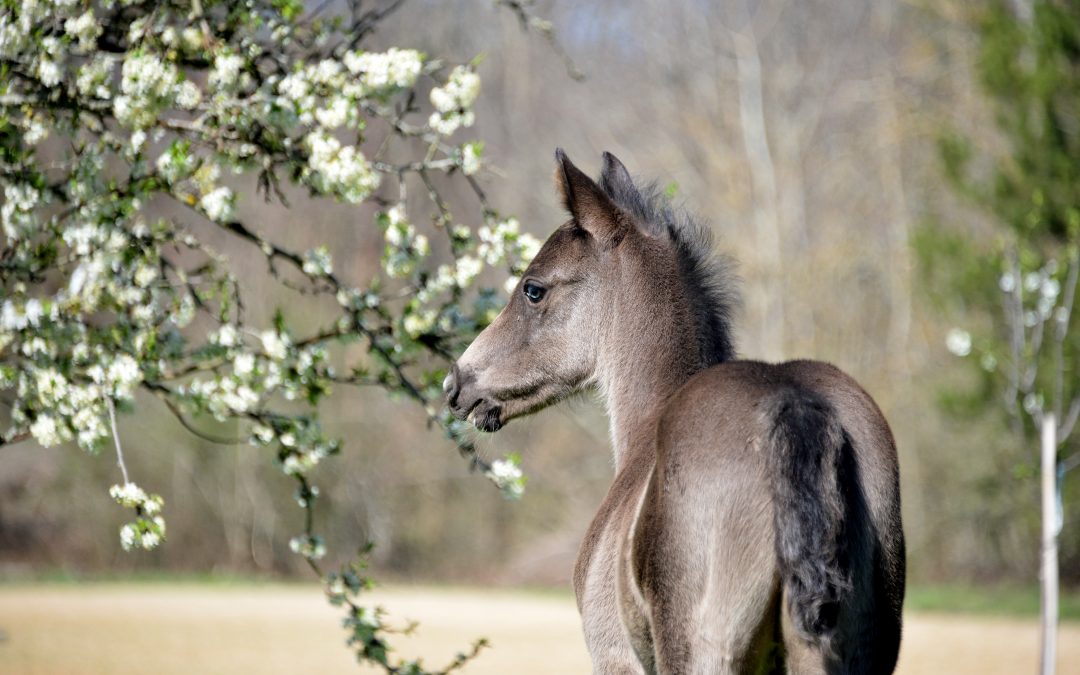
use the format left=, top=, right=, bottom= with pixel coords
left=629, top=359, right=904, bottom=674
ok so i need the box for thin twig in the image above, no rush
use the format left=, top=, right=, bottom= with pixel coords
left=107, top=398, right=131, bottom=485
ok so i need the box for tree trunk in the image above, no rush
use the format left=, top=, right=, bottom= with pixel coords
left=1040, top=412, right=1058, bottom=675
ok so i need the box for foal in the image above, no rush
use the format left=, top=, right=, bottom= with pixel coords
left=444, top=151, right=904, bottom=674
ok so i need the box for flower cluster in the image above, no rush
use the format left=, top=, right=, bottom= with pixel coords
left=302, top=246, right=334, bottom=278
left=343, top=48, right=424, bottom=95
left=0, top=1, right=549, bottom=671
left=379, top=205, right=431, bottom=279
left=289, top=534, right=327, bottom=561
left=304, top=130, right=380, bottom=203
left=116, top=52, right=200, bottom=128
left=110, top=483, right=166, bottom=551
left=485, top=455, right=527, bottom=500
left=460, top=141, right=484, bottom=176
left=429, top=66, right=482, bottom=135
left=478, top=217, right=543, bottom=292
left=7, top=351, right=143, bottom=451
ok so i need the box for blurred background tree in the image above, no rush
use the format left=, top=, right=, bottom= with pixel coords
left=922, top=0, right=1080, bottom=583
left=923, top=0, right=1080, bottom=667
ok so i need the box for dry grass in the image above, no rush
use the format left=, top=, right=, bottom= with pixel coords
left=1, top=584, right=1078, bottom=674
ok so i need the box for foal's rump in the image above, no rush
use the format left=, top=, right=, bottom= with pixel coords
left=630, top=359, right=904, bottom=674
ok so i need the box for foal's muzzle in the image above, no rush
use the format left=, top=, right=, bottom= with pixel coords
left=444, top=364, right=503, bottom=432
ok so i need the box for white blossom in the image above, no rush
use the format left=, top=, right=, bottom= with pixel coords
left=945, top=328, right=972, bottom=357
left=133, top=262, right=157, bottom=288
left=430, top=66, right=481, bottom=113
left=24, top=119, right=47, bottom=145
left=261, top=330, right=289, bottom=360
left=428, top=66, right=481, bottom=136
left=212, top=324, right=240, bottom=347
left=302, top=246, right=333, bottom=277
left=1024, top=392, right=1043, bottom=416
left=76, top=56, right=114, bottom=98
left=107, top=354, right=142, bottom=397
left=485, top=457, right=525, bottom=499
left=403, top=310, right=437, bottom=338
left=304, top=131, right=379, bottom=203
left=210, top=52, right=244, bottom=89
left=110, top=482, right=150, bottom=507
left=454, top=256, right=483, bottom=287
left=1041, top=277, right=1061, bottom=300
left=23, top=299, right=43, bottom=327
left=1, top=301, right=28, bottom=331
left=119, top=524, right=137, bottom=550
left=343, top=47, right=423, bottom=92
left=200, top=186, right=235, bottom=223
left=30, top=413, right=63, bottom=447
left=461, top=142, right=482, bottom=175
left=233, top=353, right=255, bottom=377
left=315, top=96, right=350, bottom=129
left=289, top=534, right=326, bottom=560
left=64, top=10, right=101, bottom=50
left=37, top=59, right=62, bottom=87
left=175, top=80, right=201, bottom=109
left=518, top=233, right=541, bottom=262
left=116, top=52, right=182, bottom=127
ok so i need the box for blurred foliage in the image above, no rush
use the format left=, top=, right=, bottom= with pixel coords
left=906, top=583, right=1080, bottom=620
left=922, top=0, right=1080, bottom=582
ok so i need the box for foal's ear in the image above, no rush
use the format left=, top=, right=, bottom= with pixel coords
left=554, top=148, right=625, bottom=248
left=598, top=152, right=638, bottom=205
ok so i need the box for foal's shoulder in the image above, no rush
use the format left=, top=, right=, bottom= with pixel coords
left=686, top=358, right=864, bottom=393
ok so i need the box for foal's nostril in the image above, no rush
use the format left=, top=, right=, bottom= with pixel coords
left=444, top=363, right=461, bottom=406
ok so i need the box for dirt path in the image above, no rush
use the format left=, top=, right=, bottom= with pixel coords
left=0, top=585, right=1076, bottom=674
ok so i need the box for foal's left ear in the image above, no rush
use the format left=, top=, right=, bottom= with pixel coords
left=598, top=152, right=638, bottom=205
left=554, top=148, right=626, bottom=248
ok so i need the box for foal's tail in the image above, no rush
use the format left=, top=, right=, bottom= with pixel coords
left=764, top=386, right=850, bottom=649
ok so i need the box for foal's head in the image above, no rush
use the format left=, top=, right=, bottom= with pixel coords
left=444, top=150, right=735, bottom=432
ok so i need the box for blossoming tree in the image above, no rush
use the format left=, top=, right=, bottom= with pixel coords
left=930, top=2, right=1080, bottom=671
left=0, top=0, right=546, bottom=669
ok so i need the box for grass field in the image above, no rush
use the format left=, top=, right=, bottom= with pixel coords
left=1, top=583, right=1079, bottom=674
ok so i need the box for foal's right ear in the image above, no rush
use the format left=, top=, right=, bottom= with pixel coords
left=554, top=148, right=625, bottom=248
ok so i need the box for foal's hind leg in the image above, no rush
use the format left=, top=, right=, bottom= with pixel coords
left=779, top=606, right=832, bottom=675
left=633, top=458, right=781, bottom=674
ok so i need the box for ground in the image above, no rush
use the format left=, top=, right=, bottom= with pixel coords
left=0, top=584, right=1078, bottom=674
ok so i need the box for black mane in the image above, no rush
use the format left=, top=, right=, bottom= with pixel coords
left=600, top=176, right=739, bottom=365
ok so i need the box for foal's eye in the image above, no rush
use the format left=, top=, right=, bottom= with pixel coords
left=522, top=281, right=547, bottom=303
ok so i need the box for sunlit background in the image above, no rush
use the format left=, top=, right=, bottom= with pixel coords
left=3, top=0, right=1079, bottom=673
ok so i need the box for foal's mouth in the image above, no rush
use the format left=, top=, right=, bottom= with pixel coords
left=467, top=402, right=503, bottom=433
left=449, top=394, right=504, bottom=433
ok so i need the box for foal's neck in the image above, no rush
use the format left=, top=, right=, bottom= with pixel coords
left=597, top=262, right=706, bottom=470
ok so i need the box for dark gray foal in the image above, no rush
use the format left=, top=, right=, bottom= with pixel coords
left=444, top=150, right=905, bottom=674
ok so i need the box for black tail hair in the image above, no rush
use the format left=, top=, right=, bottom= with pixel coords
left=765, top=386, right=850, bottom=649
